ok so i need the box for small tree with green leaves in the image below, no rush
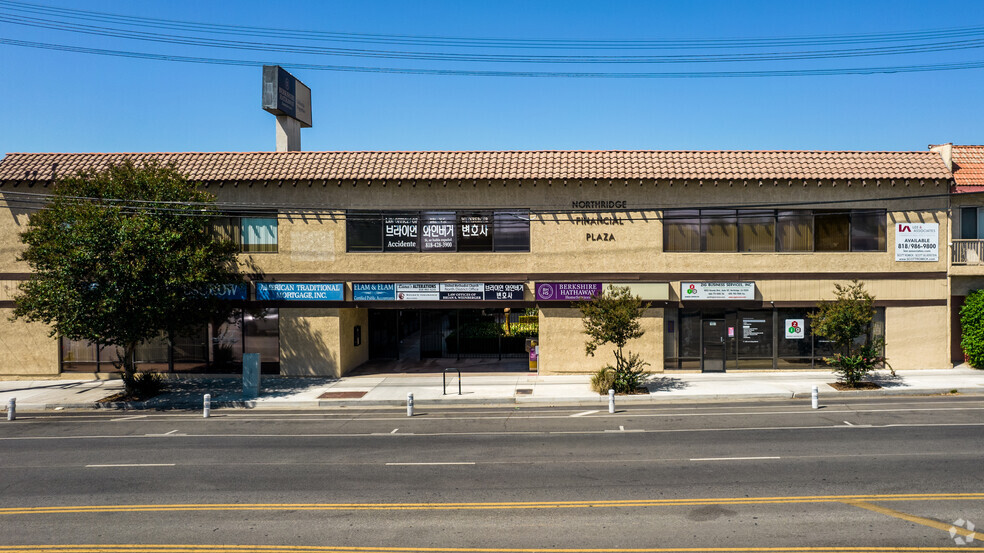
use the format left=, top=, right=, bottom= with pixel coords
left=577, top=284, right=650, bottom=394
left=959, top=289, right=984, bottom=369
left=809, top=280, right=889, bottom=387
left=12, top=160, right=244, bottom=395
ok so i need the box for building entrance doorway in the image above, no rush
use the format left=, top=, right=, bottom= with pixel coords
left=701, top=319, right=727, bottom=372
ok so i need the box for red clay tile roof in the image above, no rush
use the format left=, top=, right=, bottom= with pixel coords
left=952, top=145, right=984, bottom=192
left=0, top=150, right=951, bottom=184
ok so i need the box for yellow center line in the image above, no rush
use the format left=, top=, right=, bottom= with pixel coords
left=841, top=500, right=978, bottom=540
left=1, top=493, right=982, bottom=516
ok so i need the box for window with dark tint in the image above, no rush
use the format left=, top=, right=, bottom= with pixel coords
left=383, top=213, right=419, bottom=252
left=493, top=210, right=531, bottom=252
left=738, top=210, right=775, bottom=252
left=961, top=207, right=979, bottom=239
left=420, top=211, right=456, bottom=252
left=814, top=211, right=850, bottom=251
left=850, top=210, right=886, bottom=251
left=457, top=211, right=494, bottom=251
left=663, top=210, right=700, bottom=252
left=346, top=211, right=383, bottom=252
left=701, top=210, right=737, bottom=252
left=777, top=211, right=813, bottom=252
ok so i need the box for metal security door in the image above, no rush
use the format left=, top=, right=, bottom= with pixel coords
left=701, top=319, right=726, bottom=372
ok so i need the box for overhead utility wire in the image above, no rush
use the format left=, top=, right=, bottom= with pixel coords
left=5, top=38, right=984, bottom=77
left=2, top=0, right=984, bottom=50
left=4, top=13, right=984, bottom=64
left=0, top=188, right=956, bottom=218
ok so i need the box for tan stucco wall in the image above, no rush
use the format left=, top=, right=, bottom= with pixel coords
left=279, top=307, right=341, bottom=377
left=337, top=308, right=369, bottom=376
left=538, top=306, right=664, bottom=374
left=202, top=184, right=948, bottom=278
left=885, top=305, right=949, bottom=370
left=0, top=309, right=59, bottom=376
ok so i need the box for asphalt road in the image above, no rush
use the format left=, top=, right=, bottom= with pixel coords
left=0, top=395, right=982, bottom=552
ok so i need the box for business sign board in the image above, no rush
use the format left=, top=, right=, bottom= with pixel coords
left=353, top=283, right=396, bottom=301
left=262, top=65, right=313, bottom=127
left=352, top=283, right=524, bottom=301
left=206, top=284, right=248, bottom=301
left=894, top=222, right=938, bottom=262
left=396, top=283, right=440, bottom=301
left=681, top=282, right=755, bottom=300
left=535, top=282, right=603, bottom=301
left=785, top=319, right=805, bottom=339
left=256, top=282, right=343, bottom=301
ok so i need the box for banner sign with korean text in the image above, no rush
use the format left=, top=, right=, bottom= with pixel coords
left=256, top=282, right=344, bottom=301
left=894, top=223, right=939, bottom=262
left=535, top=282, right=603, bottom=301
left=681, top=282, right=755, bottom=300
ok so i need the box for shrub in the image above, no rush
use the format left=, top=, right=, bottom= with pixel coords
left=810, top=280, right=891, bottom=387
left=590, top=368, right=616, bottom=394
left=121, top=370, right=166, bottom=399
left=960, top=289, right=984, bottom=369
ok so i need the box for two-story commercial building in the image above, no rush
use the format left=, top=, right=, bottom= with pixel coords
left=0, top=150, right=953, bottom=378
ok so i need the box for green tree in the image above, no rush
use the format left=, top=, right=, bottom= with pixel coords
left=12, top=160, right=244, bottom=393
left=577, top=284, right=650, bottom=394
left=959, top=289, right=984, bottom=369
left=809, top=280, right=889, bottom=387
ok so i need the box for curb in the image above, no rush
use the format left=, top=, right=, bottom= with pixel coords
left=5, top=388, right=981, bottom=412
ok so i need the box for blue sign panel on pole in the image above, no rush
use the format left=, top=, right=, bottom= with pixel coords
left=353, top=283, right=397, bottom=301
left=256, top=282, right=344, bottom=301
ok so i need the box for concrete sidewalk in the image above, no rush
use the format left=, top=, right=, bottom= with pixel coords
left=2, top=367, right=984, bottom=411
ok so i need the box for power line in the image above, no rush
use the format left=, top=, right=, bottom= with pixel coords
left=4, top=12, right=984, bottom=64
left=2, top=0, right=983, bottom=50
left=4, top=38, right=984, bottom=78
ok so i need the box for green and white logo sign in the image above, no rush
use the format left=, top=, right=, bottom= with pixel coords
left=785, top=319, right=805, bottom=339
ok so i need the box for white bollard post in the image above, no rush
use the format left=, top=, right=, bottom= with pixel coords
left=811, top=385, right=819, bottom=410
left=203, top=393, right=211, bottom=418
left=608, top=389, right=615, bottom=414
left=6, top=398, right=14, bottom=421
left=407, top=393, right=414, bottom=417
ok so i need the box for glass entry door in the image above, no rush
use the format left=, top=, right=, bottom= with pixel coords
left=701, top=319, right=727, bottom=372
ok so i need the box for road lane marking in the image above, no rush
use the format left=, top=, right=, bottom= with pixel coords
left=385, top=462, right=475, bottom=466
left=619, top=425, right=625, bottom=431
left=3, top=545, right=982, bottom=553
left=109, top=415, right=148, bottom=422
left=3, top=421, right=984, bottom=442
left=843, top=499, right=979, bottom=540
left=570, top=410, right=598, bottom=417
left=690, top=456, right=781, bottom=461
left=84, top=464, right=175, bottom=468
left=391, top=428, right=399, bottom=433
left=2, top=493, right=982, bottom=516
left=843, top=421, right=854, bottom=426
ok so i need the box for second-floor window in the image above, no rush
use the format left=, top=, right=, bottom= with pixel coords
left=663, top=209, right=886, bottom=253
left=214, top=215, right=278, bottom=253
left=346, top=210, right=530, bottom=253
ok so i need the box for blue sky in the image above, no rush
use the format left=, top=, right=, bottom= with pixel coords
left=1, top=0, right=983, bottom=154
